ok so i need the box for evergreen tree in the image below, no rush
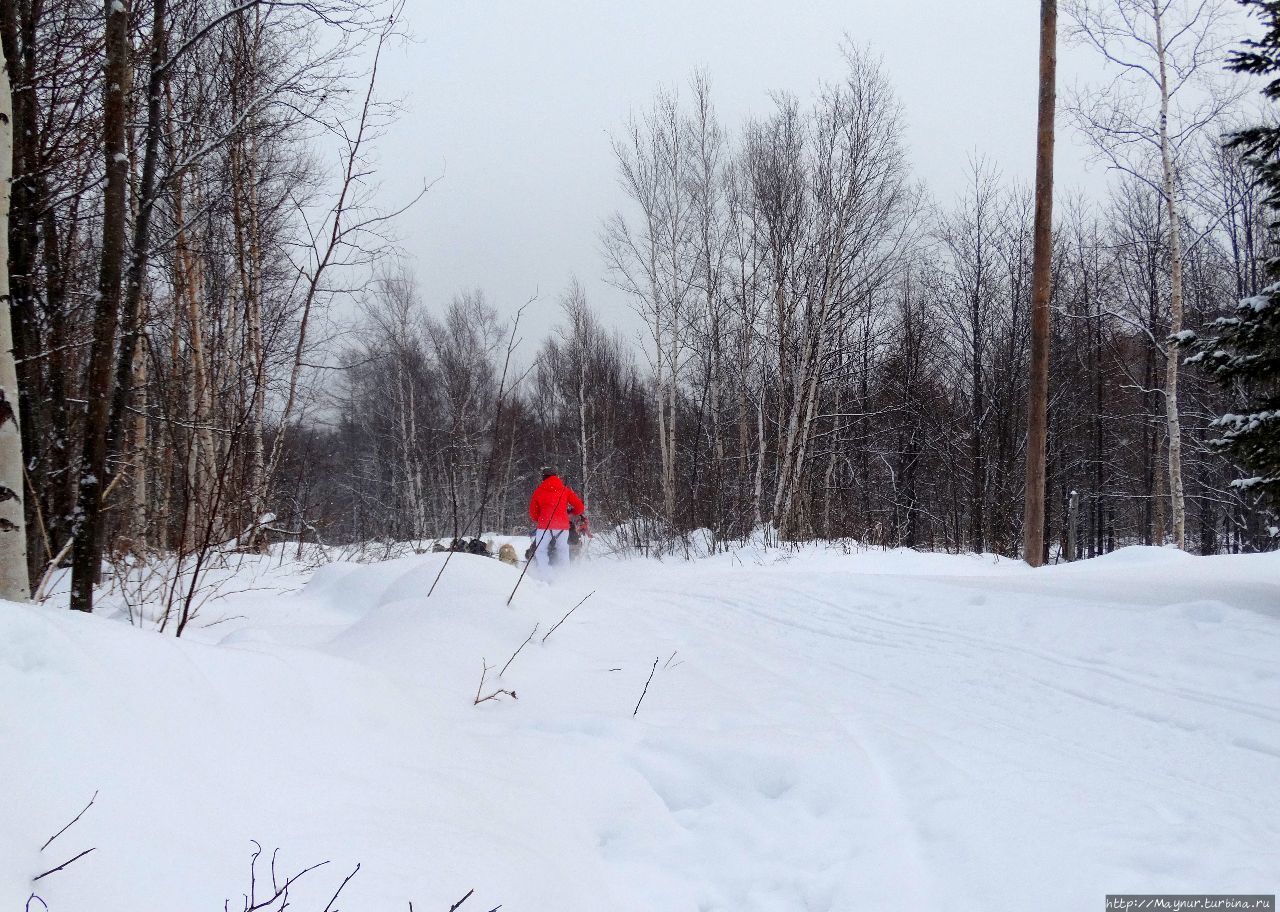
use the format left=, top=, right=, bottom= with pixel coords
left=1185, top=1, right=1280, bottom=507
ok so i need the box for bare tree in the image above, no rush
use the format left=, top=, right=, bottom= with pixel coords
left=938, top=158, right=1008, bottom=553
left=1066, top=0, right=1239, bottom=549
left=770, top=48, right=917, bottom=539
left=68, top=0, right=133, bottom=613
left=604, top=86, right=697, bottom=525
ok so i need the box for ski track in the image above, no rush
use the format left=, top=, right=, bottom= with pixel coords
left=606, top=557, right=1280, bottom=907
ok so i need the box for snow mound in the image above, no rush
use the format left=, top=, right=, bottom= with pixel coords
left=1079, top=544, right=1196, bottom=566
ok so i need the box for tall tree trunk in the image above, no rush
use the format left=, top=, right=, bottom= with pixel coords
left=1023, top=0, right=1056, bottom=567
left=228, top=18, right=268, bottom=535
left=1153, top=431, right=1167, bottom=546
left=129, top=337, right=148, bottom=550
left=666, top=359, right=677, bottom=521
left=752, top=396, right=765, bottom=529
left=970, top=308, right=985, bottom=553
left=1154, top=3, right=1187, bottom=550
left=736, top=358, right=750, bottom=527
left=653, top=313, right=671, bottom=523
left=70, top=0, right=131, bottom=613
left=168, top=154, right=219, bottom=532
left=2, top=0, right=47, bottom=586
left=781, top=339, right=826, bottom=538
left=0, top=38, right=30, bottom=601
left=40, top=201, right=74, bottom=558
left=969, top=201, right=987, bottom=554
left=107, top=0, right=167, bottom=553
left=578, top=354, right=589, bottom=507
left=1092, top=267, right=1104, bottom=558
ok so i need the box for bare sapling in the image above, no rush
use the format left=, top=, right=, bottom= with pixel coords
left=227, top=841, right=493, bottom=911
left=633, top=657, right=660, bottom=717
left=474, top=658, right=517, bottom=704
left=500, top=623, right=539, bottom=676
left=541, top=591, right=595, bottom=644
left=27, top=790, right=98, bottom=909
left=427, top=301, right=528, bottom=599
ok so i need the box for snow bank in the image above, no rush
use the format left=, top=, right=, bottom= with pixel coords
left=4, top=545, right=1279, bottom=910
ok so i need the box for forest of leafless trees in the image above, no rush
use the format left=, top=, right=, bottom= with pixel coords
left=3, top=0, right=1274, bottom=611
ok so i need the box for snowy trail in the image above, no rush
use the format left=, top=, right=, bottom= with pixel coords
left=4, top=544, right=1279, bottom=910
left=565, top=552, right=1280, bottom=906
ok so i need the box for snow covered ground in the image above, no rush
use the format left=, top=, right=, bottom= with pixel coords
left=3, top=542, right=1279, bottom=910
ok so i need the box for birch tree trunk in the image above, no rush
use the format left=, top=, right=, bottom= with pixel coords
left=578, top=355, right=588, bottom=507
left=752, top=397, right=766, bottom=529
left=128, top=335, right=148, bottom=550
left=781, top=328, right=829, bottom=537
left=666, top=354, right=678, bottom=521
left=173, top=174, right=218, bottom=528
left=1153, top=430, right=1167, bottom=545
left=229, top=12, right=268, bottom=536
left=736, top=370, right=750, bottom=515
left=0, top=0, right=43, bottom=588
left=1065, top=0, right=1221, bottom=551
left=1154, top=3, right=1187, bottom=550
left=106, top=0, right=167, bottom=556
left=0, top=40, right=30, bottom=601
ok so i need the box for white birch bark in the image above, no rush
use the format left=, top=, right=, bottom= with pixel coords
left=129, top=334, right=148, bottom=550
left=0, top=45, right=30, bottom=601
left=578, top=356, right=588, bottom=508
left=1154, top=3, right=1187, bottom=550
left=752, top=396, right=766, bottom=529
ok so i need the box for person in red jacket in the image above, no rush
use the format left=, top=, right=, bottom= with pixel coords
left=527, top=466, right=585, bottom=578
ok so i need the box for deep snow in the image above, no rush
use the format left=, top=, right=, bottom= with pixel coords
left=3, top=543, right=1279, bottom=910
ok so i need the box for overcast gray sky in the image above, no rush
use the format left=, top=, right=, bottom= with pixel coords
left=368, top=1, right=1125, bottom=344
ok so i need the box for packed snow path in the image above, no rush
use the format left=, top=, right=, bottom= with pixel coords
left=4, top=545, right=1279, bottom=910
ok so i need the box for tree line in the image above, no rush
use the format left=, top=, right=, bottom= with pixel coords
left=0, top=0, right=410, bottom=610
left=1, top=0, right=1277, bottom=614
left=309, top=18, right=1274, bottom=561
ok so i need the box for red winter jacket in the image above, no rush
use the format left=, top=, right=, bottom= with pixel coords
left=528, top=475, right=585, bottom=530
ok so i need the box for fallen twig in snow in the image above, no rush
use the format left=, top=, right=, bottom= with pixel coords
left=505, top=527, right=549, bottom=607
left=230, top=840, right=337, bottom=912
left=474, top=659, right=517, bottom=705
left=321, top=863, right=361, bottom=912
left=633, top=657, right=660, bottom=717
left=30, top=788, right=99, bottom=897
left=231, top=841, right=331, bottom=912
left=40, top=790, right=97, bottom=851
left=541, top=591, right=595, bottom=644
left=500, top=624, right=538, bottom=676
left=447, top=888, right=502, bottom=910
left=221, top=842, right=485, bottom=912
left=32, top=848, right=96, bottom=882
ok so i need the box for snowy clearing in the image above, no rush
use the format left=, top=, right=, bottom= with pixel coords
left=4, top=544, right=1279, bottom=910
